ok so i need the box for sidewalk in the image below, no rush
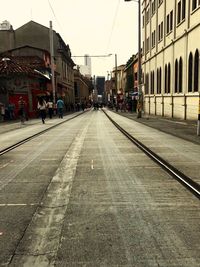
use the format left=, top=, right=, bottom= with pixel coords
left=112, top=110, right=200, bottom=145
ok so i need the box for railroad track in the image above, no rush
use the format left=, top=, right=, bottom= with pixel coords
left=1, top=109, right=200, bottom=199
left=0, top=112, right=86, bottom=156
left=102, top=109, right=200, bottom=199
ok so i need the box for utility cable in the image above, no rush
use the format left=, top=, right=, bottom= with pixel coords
left=105, top=0, right=121, bottom=54
left=47, top=0, right=63, bottom=31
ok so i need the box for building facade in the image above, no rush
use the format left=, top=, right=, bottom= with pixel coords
left=74, top=69, right=92, bottom=105
left=142, top=0, right=200, bottom=120
left=0, top=21, right=75, bottom=110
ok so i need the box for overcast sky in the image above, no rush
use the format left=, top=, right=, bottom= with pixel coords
left=0, top=0, right=138, bottom=78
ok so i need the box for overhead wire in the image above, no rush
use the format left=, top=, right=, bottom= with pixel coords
left=105, top=0, right=121, bottom=54
left=47, top=0, right=63, bottom=31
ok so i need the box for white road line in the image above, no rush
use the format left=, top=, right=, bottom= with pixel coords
left=91, top=159, right=94, bottom=169
left=0, top=163, right=9, bottom=169
left=0, top=203, right=37, bottom=207
left=11, top=122, right=90, bottom=266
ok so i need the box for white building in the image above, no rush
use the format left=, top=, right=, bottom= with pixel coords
left=79, top=54, right=91, bottom=78
left=142, top=0, right=200, bottom=120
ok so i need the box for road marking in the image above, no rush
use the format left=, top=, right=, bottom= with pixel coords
left=0, top=203, right=37, bottom=207
left=91, top=159, right=94, bottom=169
left=0, top=160, right=14, bottom=169
left=0, top=163, right=9, bottom=169
left=160, top=119, right=195, bottom=126
left=41, top=159, right=58, bottom=161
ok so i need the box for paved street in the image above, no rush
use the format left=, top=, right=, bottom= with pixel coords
left=0, top=110, right=199, bottom=266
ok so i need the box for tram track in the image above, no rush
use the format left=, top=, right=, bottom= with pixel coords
left=0, top=111, right=86, bottom=156
left=1, top=109, right=199, bottom=199
left=102, top=109, right=200, bottom=199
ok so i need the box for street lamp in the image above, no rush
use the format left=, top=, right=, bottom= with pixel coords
left=124, top=0, right=142, bottom=118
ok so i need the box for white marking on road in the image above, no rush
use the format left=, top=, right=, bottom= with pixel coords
left=160, top=119, right=191, bottom=126
left=91, top=159, right=94, bottom=169
left=0, top=203, right=37, bottom=207
left=40, top=159, right=58, bottom=161
left=11, top=122, right=90, bottom=266
left=0, top=163, right=9, bottom=169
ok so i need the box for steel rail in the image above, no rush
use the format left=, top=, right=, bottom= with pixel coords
left=0, top=112, right=86, bottom=156
left=103, top=109, right=200, bottom=199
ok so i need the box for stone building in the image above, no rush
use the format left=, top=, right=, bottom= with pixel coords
left=142, top=0, right=200, bottom=120
left=0, top=20, right=75, bottom=112
left=74, top=69, right=93, bottom=106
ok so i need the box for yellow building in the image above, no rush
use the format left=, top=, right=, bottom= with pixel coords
left=142, top=0, right=200, bottom=120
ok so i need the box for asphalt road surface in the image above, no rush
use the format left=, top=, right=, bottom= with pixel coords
left=0, top=110, right=199, bottom=266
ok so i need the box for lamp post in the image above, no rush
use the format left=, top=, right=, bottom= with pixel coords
left=49, top=21, right=56, bottom=108
left=124, top=0, right=142, bottom=118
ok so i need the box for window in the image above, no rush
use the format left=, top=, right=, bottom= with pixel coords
left=170, top=11, right=173, bottom=31
left=159, top=68, right=162, bottom=94
left=158, top=22, right=163, bottom=41
left=182, top=0, right=186, bottom=20
left=168, top=64, right=171, bottom=93
left=175, top=60, right=178, bottom=93
left=146, top=8, right=150, bottom=24
left=151, top=30, right=156, bottom=48
left=152, top=0, right=156, bottom=16
left=194, top=50, right=199, bottom=92
left=145, top=73, right=149, bottom=94
left=165, top=64, right=168, bottom=93
left=192, top=0, right=197, bottom=11
left=188, top=53, right=193, bottom=92
left=157, top=68, right=162, bottom=94
left=177, top=1, right=181, bottom=24
left=157, top=69, right=159, bottom=94
left=167, top=14, right=170, bottom=34
left=166, top=12, right=173, bottom=34
left=146, top=37, right=150, bottom=52
left=151, top=71, right=155, bottom=94
left=177, top=0, right=186, bottom=25
left=179, top=57, right=183, bottom=93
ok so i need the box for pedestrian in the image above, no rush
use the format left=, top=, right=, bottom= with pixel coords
left=18, top=96, right=26, bottom=124
left=37, top=97, right=47, bottom=124
left=56, top=98, right=64, bottom=118
left=0, top=103, right=5, bottom=122
left=47, top=99, right=54, bottom=119
left=8, top=102, right=15, bottom=120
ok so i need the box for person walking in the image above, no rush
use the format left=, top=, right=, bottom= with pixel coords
left=47, top=99, right=54, bottom=119
left=37, top=97, right=47, bottom=124
left=18, top=96, right=26, bottom=124
left=0, top=103, right=5, bottom=122
left=56, top=98, right=64, bottom=118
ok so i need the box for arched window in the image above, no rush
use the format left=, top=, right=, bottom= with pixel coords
left=168, top=63, right=171, bottom=93
left=159, top=67, right=162, bottom=94
left=179, top=57, right=183, bottom=93
left=145, top=73, right=149, bottom=94
left=152, top=71, right=154, bottom=94
left=157, top=68, right=159, bottom=94
left=175, top=59, right=178, bottom=93
left=194, top=49, right=199, bottom=92
left=188, top=52, right=193, bottom=92
left=165, top=64, right=168, bottom=93
left=151, top=71, right=154, bottom=94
